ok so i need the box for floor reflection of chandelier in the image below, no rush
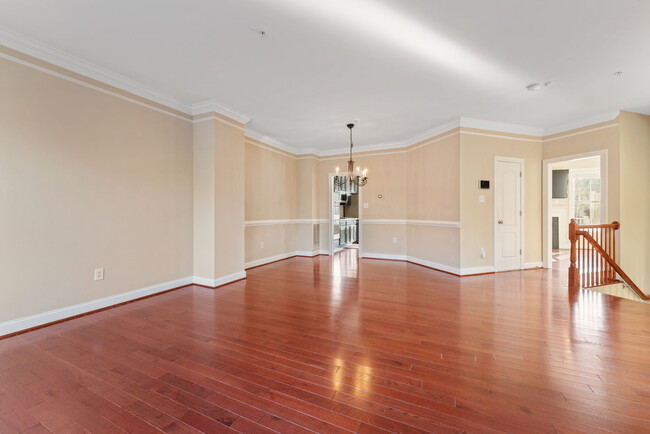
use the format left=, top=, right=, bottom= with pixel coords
left=334, top=123, right=368, bottom=190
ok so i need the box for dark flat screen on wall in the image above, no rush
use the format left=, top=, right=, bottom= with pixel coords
left=552, top=169, right=569, bottom=199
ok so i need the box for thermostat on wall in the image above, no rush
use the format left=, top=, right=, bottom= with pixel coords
left=479, top=180, right=490, bottom=189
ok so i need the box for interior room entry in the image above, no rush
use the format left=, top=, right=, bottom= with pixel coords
left=495, top=158, right=523, bottom=271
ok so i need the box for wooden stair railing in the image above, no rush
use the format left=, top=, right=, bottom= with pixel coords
left=569, top=219, right=648, bottom=300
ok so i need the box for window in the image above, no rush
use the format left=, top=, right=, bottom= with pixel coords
left=571, top=169, right=600, bottom=225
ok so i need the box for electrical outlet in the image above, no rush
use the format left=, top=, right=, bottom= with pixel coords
left=259, top=241, right=264, bottom=249
left=94, top=268, right=104, bottom=281
left=363, top=202, right=369, bottom=209
left=392, top=237, right=398, bottom=244
left=480, top=248, right=486, bottom=259
left=479, top=195, right=486, bottom=203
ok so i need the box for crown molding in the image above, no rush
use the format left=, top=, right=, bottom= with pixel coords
left=191, top=99, right=252, bottom=125
left=0, top=25, right=623, bottom=155
left=402, top=118, right=461, bottom=147
left=543, top=110, right=620, bottom=137
left=317, top=140, right=406, bottom=157
left=0, top=26, right=193, bottom=114
left=460, top=117, right=544, bottom=137
left=245, top=128, right=300, bottom=155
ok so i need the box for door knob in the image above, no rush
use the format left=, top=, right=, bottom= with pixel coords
left=497, top=220, right=504, bottom=224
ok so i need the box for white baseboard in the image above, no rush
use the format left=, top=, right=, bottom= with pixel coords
left=406, top=256, right=464, bottom=275
left=363, top=253, right=407, bottom=261
left=458, top=265, right=496, bottom=275
left=245, top=250, right=329, bottom=269
left=0, top=276, right=193, bottom=337
left=294, top=250, right=321, bottom=257
left=245, top=252, right=296, bottom=269
left=362, top=253, right=500, bottom=276
left=192, top=271, right=246, bottom=287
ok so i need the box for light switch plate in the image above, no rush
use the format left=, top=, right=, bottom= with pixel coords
left=479, top=195, right=486, bottom=203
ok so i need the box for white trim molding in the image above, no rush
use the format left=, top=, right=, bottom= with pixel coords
left=245, top=250, right=325, bottom=269
left=0, top=276, right=193, bottom=336
left=0, top=27, right=626, bottom=161
left=543, top=110, right=620, bottom=137
left=460, top=117, right=544, bottom=137
left=192, top=271, right=246, bottom=288
left=245, top=219, right=328, bottom=227
left=245, top=252, right=296, bottom=269
left=191, top=99, right=251, bottom=124
left=363, top=219, right=461, bottom=228
left=363, top=253, right=409, bottom=261
left=0, top=26, right=191, bottom=114
left=193, top=115, right=246, bottom=130
left=245, top=133, right=301, bottom=157
left=542, top=123, right=619, bottom=143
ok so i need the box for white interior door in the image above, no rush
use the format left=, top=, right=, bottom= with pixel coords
left=495, top=158, right=523, bottom=271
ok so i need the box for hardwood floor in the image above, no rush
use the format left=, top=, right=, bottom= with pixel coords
left=2, top=249, right=650, bottom=432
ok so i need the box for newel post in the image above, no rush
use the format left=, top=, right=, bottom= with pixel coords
left=568, top=219, right=580, bottom=290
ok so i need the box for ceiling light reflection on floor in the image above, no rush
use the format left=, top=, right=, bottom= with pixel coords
left=270, top=0, right=518, bottom=86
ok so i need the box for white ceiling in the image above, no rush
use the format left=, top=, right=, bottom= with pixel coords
left=1, top=0, right=649, bottom=151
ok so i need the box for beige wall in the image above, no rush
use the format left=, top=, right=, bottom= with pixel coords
left=619, top=112, right=650, bottom=291
left=245, top=141, right=298, bottom=221
left=193, top=117, right=246, bottom=280
left=0, top=55, right=193, bottom=323
left=244, top=140, right=303, bottom=263
left=213, top=120, right=246, bottom=278
left=543, top=120, right=620, bottom=221
left=460, top=129, right=543, bottom=269
left=407, top=132, right=460, bottom=268
left=193, top=121, right=216, bottom=278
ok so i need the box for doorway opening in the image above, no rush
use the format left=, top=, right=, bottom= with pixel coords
left=329, top=173, right=362, bottom=256
left=543, top=151, right=607, bottom=269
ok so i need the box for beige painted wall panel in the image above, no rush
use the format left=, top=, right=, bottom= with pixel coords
left=0, top=57, right=193, bottom=323
left=193, top=121, right=216, bottom=278
left=245, top=224, right=298, bottom=263
left=407, top=226, right=460, bottom=268
left=619, top=112, right=650, bottom=292
left=407, top=133, right=460, bottom=221
left=295, top=223, right=319, bottom=253
left=214, top=122, right=245, bottom=277
left=297, top=158, right=318, bottom=219
left=460, top=132, right=543, bottom=269
left=362, top=224, right=407, bottom=256
left=245, top=142, right=298, bottom=221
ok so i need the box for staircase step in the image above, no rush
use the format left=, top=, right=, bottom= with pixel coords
left=586, top=283, right=650, bottom=303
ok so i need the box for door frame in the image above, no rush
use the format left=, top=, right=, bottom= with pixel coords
left=328, top=173, right=363, bottom=257
left=494, top=156, right=525, bottom=272
left=542, top=150, right=607, bottom=268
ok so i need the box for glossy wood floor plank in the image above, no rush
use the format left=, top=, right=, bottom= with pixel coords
left=2, top=249, right=650, bottom=432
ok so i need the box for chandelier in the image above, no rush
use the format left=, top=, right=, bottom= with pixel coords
left=334, top=123, right=368, bottom=189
